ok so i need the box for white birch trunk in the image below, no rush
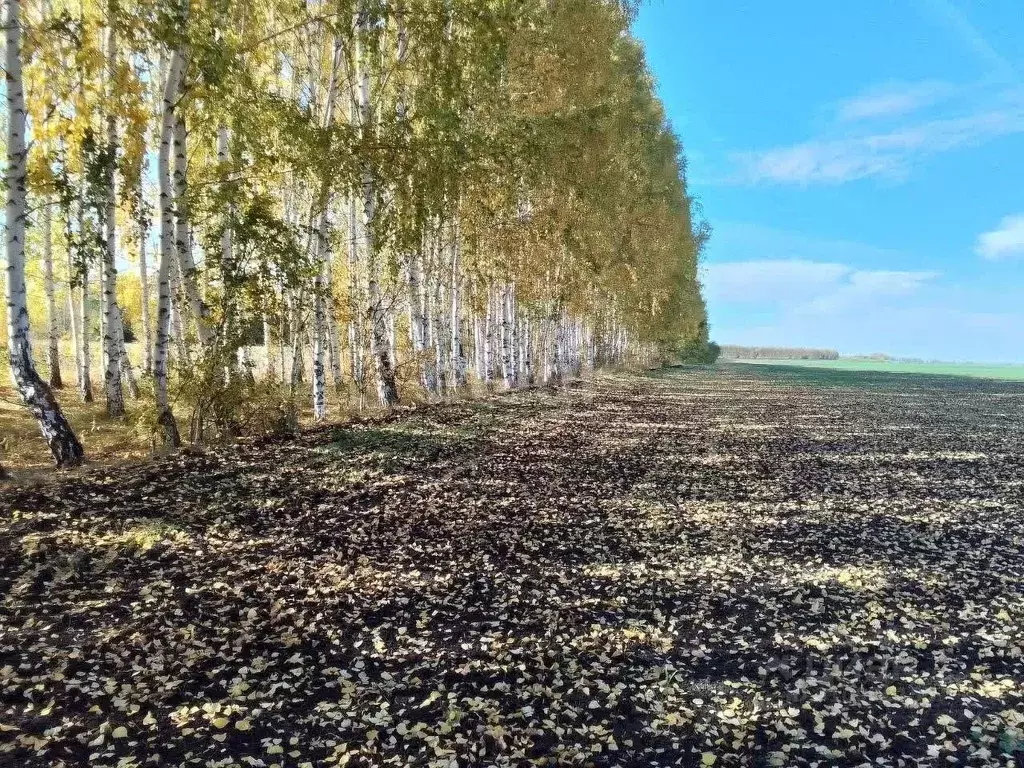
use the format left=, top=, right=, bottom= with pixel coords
left=473, top=314, right=481, bottom=381
left=327, top=309, right=342, bottom=391
left=522, top=314, right=533, bottom=385
left=42, top=198, right=63, bottom=388
left=311, top=40, right=341, bottom=422
left=424, top=249, right=440, bottom=394
left=138, top=199, right=152, bottom=374
left=154, top=48, right=183, bottom=446
left=172, top=114, right=212, bottom=347
left=541, top=314, right=550, bottom=384
left=449, top=232, right=467, bottom=390
left=98, top=266, right=106, bottom=384
left=78, top=253, right=93, bottom=402
left=408, top=250, right=432, bottom=392
left=500, top=284, right=514, bottom=388
left=358, top=3, right=399, bottom=407
left=312, top=258, right=328, bottom=420
left=483, top=284, right=494, bottom=387
left=551, top=311, right=563, bottom=384
left=216, top=123, right=239, bottom=389
left=4, top=0, right=83, bottom=467
left=67, top=248, right=81, bottom=392
left=433, top=276, right=447, bottom=394
left=101, top=19, right=124, bottom=417
left=347, top=196, right=365, bottom=398
left=262, top=292, right=274, bottom=380
left=169, top=265, right=189, bottom=364
left=289, top=289, right=304, bottom=388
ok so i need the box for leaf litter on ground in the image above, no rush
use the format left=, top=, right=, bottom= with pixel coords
left=1, top=364, right=1024, bottom=767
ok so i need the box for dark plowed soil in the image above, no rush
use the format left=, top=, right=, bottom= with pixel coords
left=2, top=364, right=1024, bottom=767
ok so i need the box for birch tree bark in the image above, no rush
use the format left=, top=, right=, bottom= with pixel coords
left=42, top=198, right=63, bottom=388
left=327, top=310, right=343, bottom=392
left=216, top=123, right=237, bottom=384
left=432, top=272, right=447, bottom=394
left=483, top=283, right=494, bottom=387
left=4, top=0, right=84, bottom=467
left=101, top=17, right=124, bottom=418
left=450, top=231, right=467, bottom=390
left=500, top=284, right=515, bottom=388
left=153, top=48, right=184, bottom=447
left=67, top=244, right=81, bottom=391
left=172, top=113, right=212, bottom=346
left=78, top=235, right=93, bottom=402
left=288, top=288, right=304, bottom=388
left=137, top=196, right=152, bottom=373
left=347, top=196, right=365, bottom=399
left=311, top=39, right=341, bottom=422
left=169, top=258, right=189, bottom=364
left=357, top=2, right=399, bottom=407
left=407, top=250, right=430, bottom=391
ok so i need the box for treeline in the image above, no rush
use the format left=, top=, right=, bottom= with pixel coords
left=720, top=346, right=839, bottom=361
left=1, top=0, right=711, bottom=470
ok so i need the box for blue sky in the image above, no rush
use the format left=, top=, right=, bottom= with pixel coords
left=634, top=0, right=1024, bottom=362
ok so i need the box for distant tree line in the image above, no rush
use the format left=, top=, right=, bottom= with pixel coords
left=720, top=346, right=839, bottom=361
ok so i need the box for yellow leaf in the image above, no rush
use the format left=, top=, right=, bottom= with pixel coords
left=235, top=719, right=252, bottom=731
left=885, top=686, right=898, bottom=696
left=112, top=726, right=128, bottom=739
left=211, top=717, right=229, bottom=729
left=702, top=754, right=716, bottom=766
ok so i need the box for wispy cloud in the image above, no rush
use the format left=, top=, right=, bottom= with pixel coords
left=975, top=214, right=1024, bottom=260
left=836, top=81, right=954, bottom=122
left=703, top=259, right=848, bottom=304
left=798, top=269, right=940, bottom=314
left=704, top=257, right=938, bottom=314
left=710, top=221, right=908, bottom=265
left=732, top=98, right=1024, bottom=185
left=916, top=0, right=1014, bottom=80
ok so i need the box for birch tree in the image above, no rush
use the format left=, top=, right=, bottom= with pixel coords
left=5, top=0, right=84, bottom=467
left=101, top=9, right=124, bottom=418
left=42, top=198, right=63, bottom=388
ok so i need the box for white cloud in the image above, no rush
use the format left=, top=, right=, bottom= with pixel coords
left=704, top=258, right=939, bottom=314
left=836, top=81, right=953, bottom=122
left=733, top=140, right=902, bottom=185
left=703, top=259, right=849, bottom=304
left=975, top=214, right=1024, bottom=260
left=732, top=101, right=1024, bottom=185
left=798, top=269, right=940, bottom=314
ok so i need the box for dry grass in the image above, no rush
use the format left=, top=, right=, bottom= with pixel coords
left=0, top=342, right=474, bottom=482
left=0, top=384, right=152, bottom=479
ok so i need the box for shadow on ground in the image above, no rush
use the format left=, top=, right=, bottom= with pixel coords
left=2, top=367, right=1023, bottom=766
